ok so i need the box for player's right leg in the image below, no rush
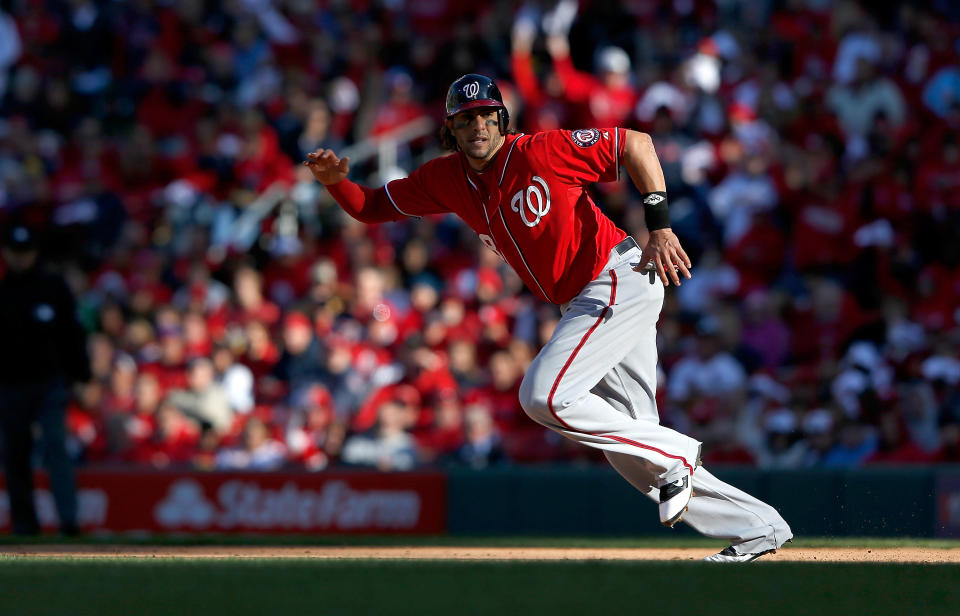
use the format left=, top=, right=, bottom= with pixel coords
left=518, top=246, right=701, bottom=495
left=604, top=450, right=792, bottom=555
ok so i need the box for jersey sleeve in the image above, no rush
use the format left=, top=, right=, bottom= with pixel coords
left=538, top=127, right=626, bottom=185
left=381, top=162, right=453, bottom=218
left=325, top=160, right=452, bottom=223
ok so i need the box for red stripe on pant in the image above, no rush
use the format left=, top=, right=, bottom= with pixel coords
left=546, top=268, right=694, bottom=475
left=600, top=434, right=695, bottom=475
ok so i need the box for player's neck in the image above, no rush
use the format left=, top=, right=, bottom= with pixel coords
left=466, top=134, right=506, bottom=173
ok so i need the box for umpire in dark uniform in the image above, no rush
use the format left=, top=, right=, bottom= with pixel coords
left=0, top=226, right=90, bottom=535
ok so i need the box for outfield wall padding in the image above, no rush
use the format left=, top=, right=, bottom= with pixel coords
left=2, top=466, right=956, bottom=537
left=448, top=467, right=946, bottom=537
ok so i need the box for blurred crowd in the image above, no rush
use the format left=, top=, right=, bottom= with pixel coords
left=1, top=0, right=959, bottom=472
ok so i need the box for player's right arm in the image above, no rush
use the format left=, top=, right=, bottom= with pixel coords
left=621, top=130, right=692, bottom=287
left=304, top=149, right=448, bottom=223
left=305, top=149, right=351, bottom=185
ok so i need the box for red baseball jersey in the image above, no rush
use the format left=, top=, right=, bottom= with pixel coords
left=327, top=128, right=628, bottom=305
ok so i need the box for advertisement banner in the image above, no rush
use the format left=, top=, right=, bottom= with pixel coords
left=0, top=470, right=447, bottom=534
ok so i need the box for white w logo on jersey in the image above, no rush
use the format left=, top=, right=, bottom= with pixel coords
left=511, top=176, right=551, bottom=228
left=462, top=81, right=480, bottom=99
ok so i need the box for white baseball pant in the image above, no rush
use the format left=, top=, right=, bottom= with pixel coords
left=519, top=240, right=793, bottom=554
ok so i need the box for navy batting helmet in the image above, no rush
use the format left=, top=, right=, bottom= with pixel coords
left=445, top=74, right=509, bottom=133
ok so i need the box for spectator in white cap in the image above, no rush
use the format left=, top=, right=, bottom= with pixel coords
left=756, top=407, right=806, bottom=469
left=800, top=408, right=836, bottom=467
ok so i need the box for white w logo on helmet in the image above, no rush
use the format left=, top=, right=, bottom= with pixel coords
left=462, top=81, right=480, bottom=99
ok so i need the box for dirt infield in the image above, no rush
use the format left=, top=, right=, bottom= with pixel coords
left=4, top=545, right=960, bottom=563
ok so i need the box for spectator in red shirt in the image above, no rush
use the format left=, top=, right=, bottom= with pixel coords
left=509, top=16, right=571, bottom=133
left=122, top=373, right=162, bottom=454
left=865, top=410, right=935, bottom=464
left=137, top=400, right=200, bottom=468
left=231, top=264, right=281, bottom=329
left=102, top=355, right=138, bottom=416
left=182, top=311, right=212, bottom=360
left=472, top=350, right=524, bottom=433
left=725, top=213, right=788, bottom=293
left=416, top=389, right=465, bottom=464
left=141, top=331, right=189, bottom=396
left=369, top=68, right=429, bottom=138
left=937, top=421, right=960, bottom=463
left=701, top=418, right=756, bottom=466
left=241, top=320, right=280, bottom=383
left=67, top=382, right=107, bottom=463
left=790, top=278, right=866, bottom=366
left=545, top=34, right=636, bottom=130
left=286, top=385, right=345, bottom=470
left=233, top=110, right=294, bottom=193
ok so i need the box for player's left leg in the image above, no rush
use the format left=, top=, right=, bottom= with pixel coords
left=595, top=333, right=792, bottom=553
left=604, top=450, right=792, bottom=554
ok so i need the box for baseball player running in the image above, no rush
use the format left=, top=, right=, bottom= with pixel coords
left=305, top=74, right=792, bottom=562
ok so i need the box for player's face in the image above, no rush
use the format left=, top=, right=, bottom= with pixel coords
left=449, top=108, right=503, bottom=166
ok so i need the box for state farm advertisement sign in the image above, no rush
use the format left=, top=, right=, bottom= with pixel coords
left=0, top=470, right=447, bottom=534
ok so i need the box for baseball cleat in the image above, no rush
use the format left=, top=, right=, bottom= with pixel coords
left=659, top=445, right=701, bottom=528
left=703, top=546, right=775, bottom=563
left=659, top=474, right=693, bottom=527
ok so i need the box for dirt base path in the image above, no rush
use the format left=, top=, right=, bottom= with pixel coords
left=4, top=545, right=960, bottom=563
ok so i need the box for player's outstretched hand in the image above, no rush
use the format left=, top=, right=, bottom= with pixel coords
left=303, top=149, right=350, bottom=185
left=635, top=228, right=692, bottom=286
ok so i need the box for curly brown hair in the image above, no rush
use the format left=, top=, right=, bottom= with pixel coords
left=439, top=122, right=459, bottom=152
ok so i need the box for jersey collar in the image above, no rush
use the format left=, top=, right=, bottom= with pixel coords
left=461, top=133, right=525, bottom=187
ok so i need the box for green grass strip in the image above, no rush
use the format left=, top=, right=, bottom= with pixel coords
left=0, top=560, right=957, bottom=616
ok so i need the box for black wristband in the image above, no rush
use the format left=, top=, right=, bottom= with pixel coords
left=641, top=192, right=670, bottom=231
